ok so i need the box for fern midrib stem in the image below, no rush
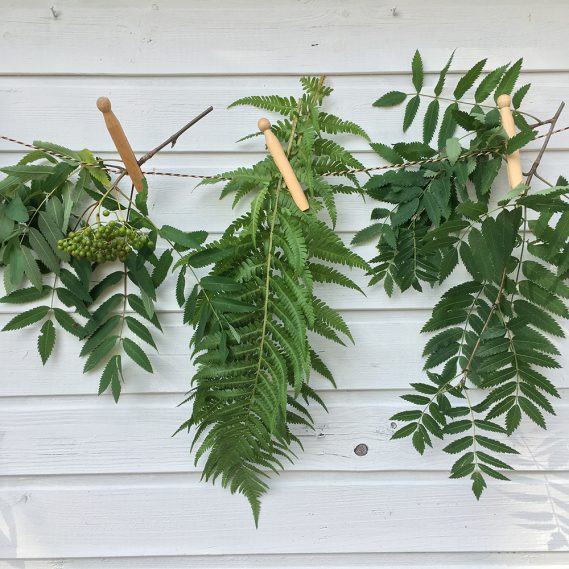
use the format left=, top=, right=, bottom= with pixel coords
left=249, top=76, right=325, bottom=419
left=411, top=218, right=418, bottom=280
left=249, top=105, right=304, bottom=413
left=456, top=284, right=485, bottom=364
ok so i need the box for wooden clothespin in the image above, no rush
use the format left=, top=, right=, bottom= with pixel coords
left=96, top=97, right=145, bottom=192
left=497, top=94, right=524, bottom=189
left=258, top=118, right=309, bottom=211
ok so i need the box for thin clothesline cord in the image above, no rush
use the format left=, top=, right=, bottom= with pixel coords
left=2, top=124, right=569, bottom=181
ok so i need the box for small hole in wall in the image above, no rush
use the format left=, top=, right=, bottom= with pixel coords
left=354, top=443, right=368, bottom=456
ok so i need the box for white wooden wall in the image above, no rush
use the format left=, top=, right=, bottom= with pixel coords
left=1, top=1, right=569, bottom=567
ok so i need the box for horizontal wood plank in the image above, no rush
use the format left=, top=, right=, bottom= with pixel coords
left=0, top=75, right=568, bottom=154
left=1, top=472, right=567, bottom=557
left=1, top=390, right=567, bottom=476
left=10, top=551, right=569, bottom=568
left=1, top=1, right=569, bottom=74
left=0, top=311, right=567, bottom=397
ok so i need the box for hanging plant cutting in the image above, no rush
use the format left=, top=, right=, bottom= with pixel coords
left=175, top=76, right=370, bottom=522
left=0, top=104, right=223, bottom=401
left=355, top=51, right=568, bottom=499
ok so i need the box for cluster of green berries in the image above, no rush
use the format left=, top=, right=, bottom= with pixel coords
left=57, top=220, right=153, bottom=263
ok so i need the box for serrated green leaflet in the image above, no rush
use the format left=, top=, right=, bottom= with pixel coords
left=21, top=246, right=43, bottom=290
left=434, top=51, right=454, bottom=97
left=6, top=195, right=29, bottom=222
left=159, top=225, right=207, bottom=249
left=0, top=286, right=51, bottom=304
left=411, top=49, right=423, bottom=92
left=1, top=164, right=54, bottom=182
left=38, top=319, right=56, bottom=365
left=152, top=250, right=173, bottom=288
left=98, top=355, right=123, bottom=403
left=122, top=337, right=153, bottom=373
left=84, top=335, right=118, bottom=372
left=125, top=316, right=157, bottom=349
left=52, top=308, right=83, bottom=337
left=423, top=99, right=439, bottom=144
left=29, top=227, right=60, bottom=274
left=3, top=305, right=50, bottom=331
left=454, top=59, right=486, bottom=99
left=373, top=91, right=407, bottom=107
left=403, top=95, right=420, bottom=132
left=80, top=314, right=122, bottom=357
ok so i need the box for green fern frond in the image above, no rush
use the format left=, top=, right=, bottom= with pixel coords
left=228, top=95, right=299, bottom=117
left=179, top=76, right=367, bottom=522
left=318, top=112, right=370, bottom=141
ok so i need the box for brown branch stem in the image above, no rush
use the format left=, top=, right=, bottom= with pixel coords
left=525, top=102, right=565, bottom=188
left=509, top=101, right=566, bottom=303
left=137, top=106, right=213, bottom=166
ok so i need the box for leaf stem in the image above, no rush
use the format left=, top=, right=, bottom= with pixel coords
left=411, top=282, right=485, bottom=438
left=509, top=103, right=564, bottom=304
left=118, top=261, right=128, bottom=341
left=496, top=304, right=523, bottom=408
left=463, top=388, right=482, bottom=480
left=412, top=92, right=543, bottom=123
left=87, top=170, right=129, bottom=225
left=461, top=269, right=507, bottom=383
left=524, top=102, right=565, bottom=190
left=49, top=273, right=58, bottom=310
left=250, top=97, right=305, bottom=407
left=250, top=74, right=326, bottom=413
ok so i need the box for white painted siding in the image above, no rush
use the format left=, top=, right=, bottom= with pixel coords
left=1, top=1, right=569, bottom=566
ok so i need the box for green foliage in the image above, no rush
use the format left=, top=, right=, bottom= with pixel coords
left=363, top=52, right=564, bottom=499
left=2, top=54, right=563, bottom=524
left=180, top=77, right=368, bottom=524
left=0, top=141, right=207, bottom=400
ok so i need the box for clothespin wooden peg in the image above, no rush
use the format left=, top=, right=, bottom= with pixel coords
left=258, top=118, right=309, bottom=211
left=497, top=94, right=524, bottom=189
left=96, top=97, right=145, bottom=192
